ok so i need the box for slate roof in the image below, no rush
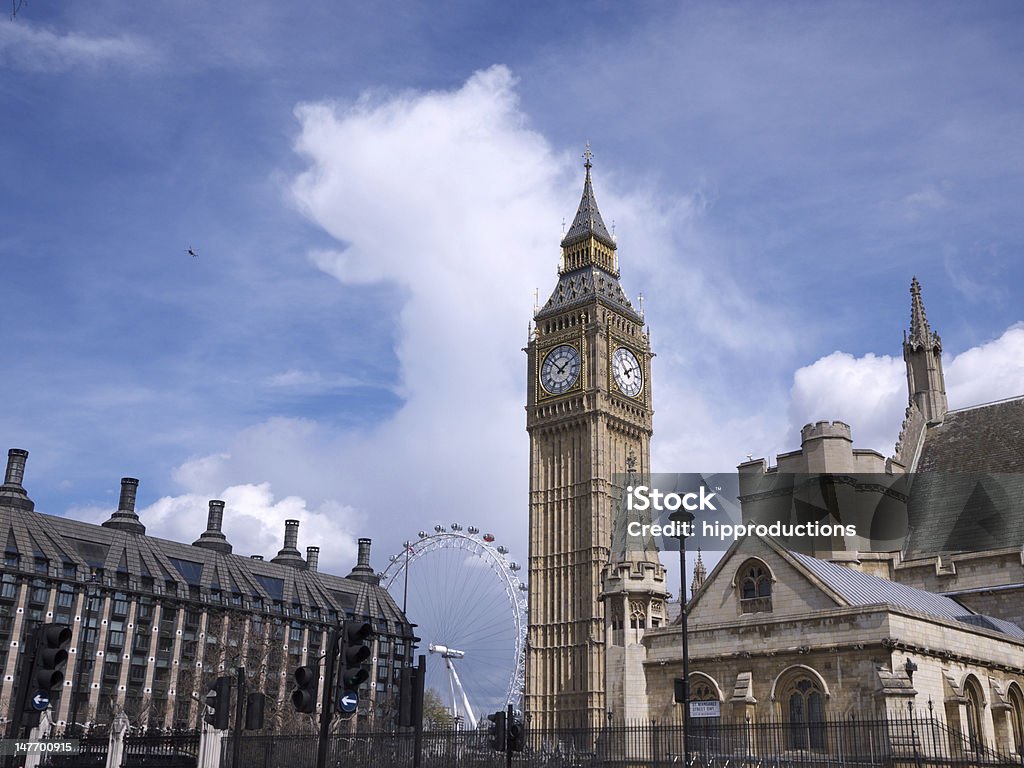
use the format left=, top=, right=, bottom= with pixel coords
left=917, top=396, right=1024, bottom=474
left=904, top=396, right=1024, bottom=557
left=0, top=501, right=410, bottom=632
left=535, top=266, right=641, bottom=322
left=790, top=550, right=1024, bottom=640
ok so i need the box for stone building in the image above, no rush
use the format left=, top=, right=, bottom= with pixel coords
left=0, top=449, right=414, bottom=731
left=639, top=278, right=1024, bottom=755
left=644, top=535, right=1024, bottom=752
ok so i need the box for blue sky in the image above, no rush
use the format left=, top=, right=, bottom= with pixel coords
left=2, top=2, right=1023, bottom=604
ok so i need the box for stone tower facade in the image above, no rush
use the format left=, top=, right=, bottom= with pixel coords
left=525, top=149, right=654, bottom=729
left=599, top=456, right=668, bottom=723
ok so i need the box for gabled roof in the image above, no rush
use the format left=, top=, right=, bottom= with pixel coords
left=788, top=551, right=964, bottom=622
left=686, top=534, right=1024, bottom=640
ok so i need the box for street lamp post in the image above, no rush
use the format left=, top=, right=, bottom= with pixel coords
left=669, top=510, right=695, bottom=764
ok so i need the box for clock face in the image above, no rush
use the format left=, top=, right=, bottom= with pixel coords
left=612, top=347, right=643, bottom=397
left=540, top=344, right=581, bottom=395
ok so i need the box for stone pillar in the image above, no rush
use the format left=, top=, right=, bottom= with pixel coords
left=105, top=713, right=130, bottom=768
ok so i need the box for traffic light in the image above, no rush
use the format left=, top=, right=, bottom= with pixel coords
left=399, top=666, right=415, bottom=727
left=509, top=716, right=525, bottom=752
left=204, top=676, right=232, bottom=730
left=32, top=623, right=72, bottom=692
left=338, top=620, right=373, bottom=693
left=245, top=692, right=266, bottom=730
left=487, top=710, right=506, bottom=751
left=291, top=665, right=318, bottom=714
left=674, top=677, right=687, bottom=704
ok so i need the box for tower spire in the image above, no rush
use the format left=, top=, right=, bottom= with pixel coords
left=903, top=277, right=947, bottom=425
left=908, top=276, right=933, bottom=349
left=560, top=144, right=616, bottom=258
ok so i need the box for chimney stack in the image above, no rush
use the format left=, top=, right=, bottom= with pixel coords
left=271, top=519, right=305, bottom=568
left=117, top=478, right=138, bottom=515
left=347, top=537, right=379, bottom=585
left=306, top=546, right=320, bottom=572
left=0, top=448, right=34, bottom=511
left=192, top=500, right=232, bottom=554
left=101, top=477, right=146, bottom=535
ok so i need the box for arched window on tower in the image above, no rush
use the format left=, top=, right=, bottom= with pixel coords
left=781, top=674, right=827, bottom=750
left=737, top=559, right=773, bottom=614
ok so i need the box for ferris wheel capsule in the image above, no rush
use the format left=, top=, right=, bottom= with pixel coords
left=468, top=526, right=480, bottom=535
left=497, top=546, right=509, bottom=555
left=434, top=524, right=444, bottom=533
left=483, top=533, right=495, bottom=542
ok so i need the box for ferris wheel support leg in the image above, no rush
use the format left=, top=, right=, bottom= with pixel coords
left=449, top=661, right=478, bottom=729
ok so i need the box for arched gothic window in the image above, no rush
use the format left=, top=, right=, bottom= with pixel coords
left=629, top=600, right=647, bottom=630
left=692, top=680, right=716, bottom=702
left=1008, top=684, right=1024, bottom=755
left=738, top=560, right=773, bottom=613
left=964, top=676, right=986, bottom=752
left=782, top=676, right=826, bottom=750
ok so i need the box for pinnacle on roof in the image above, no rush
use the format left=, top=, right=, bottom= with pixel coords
left=691, top=548, right=707, bottom=597
left=560, top=144, right=616, bottom=251
left=907, top=276, right=934, bottom=349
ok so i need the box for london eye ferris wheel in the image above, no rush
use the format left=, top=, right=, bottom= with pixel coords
left=379, top=524, right=527, bottom=724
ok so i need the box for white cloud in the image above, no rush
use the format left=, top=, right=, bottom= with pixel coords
left=788, top=352, right=906, bottom=456
left=0, top=22, right=157, bottom=72
left=784, top=324, right=1024, bottom=461
left=75, top=482, right=361, bottom=575
left=154, top=65, right=767, bottom=572
left=946, top=323, right=1024, bottom=409
left=901, top=183, right=950, bottom=219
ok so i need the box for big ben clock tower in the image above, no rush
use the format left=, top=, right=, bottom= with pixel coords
left=525, top=148, right=654, bottom=729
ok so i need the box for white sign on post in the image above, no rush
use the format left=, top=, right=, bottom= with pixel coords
left=689, top=700, right=721, bottom=719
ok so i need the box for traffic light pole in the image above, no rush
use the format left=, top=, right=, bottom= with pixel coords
left=5, top=630, right=36, bottom=768
left=315, top=626, right=340, bottom=768
left=412, top=655, right=425, bottom=768
left=232, top=667, right=245, bottom=768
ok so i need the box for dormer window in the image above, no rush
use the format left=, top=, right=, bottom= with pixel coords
left=738, top=560, right=773, bottom=613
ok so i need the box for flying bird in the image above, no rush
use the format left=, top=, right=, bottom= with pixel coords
left=186, top=247, right=199, bottom=258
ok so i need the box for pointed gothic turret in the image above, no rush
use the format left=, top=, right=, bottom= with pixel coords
left=600, top=454, right=668, bottom=724
left=691, top=549, right=707, bottom=597
left=903, top=277, right=947, bottom=425
left=560, top=144, right=617, bottom=255
left=536, top=146, right=639, bottom=323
